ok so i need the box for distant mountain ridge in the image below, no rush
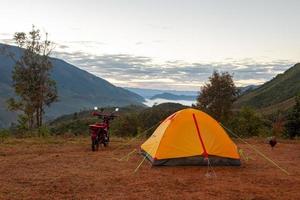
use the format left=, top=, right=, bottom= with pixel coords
left=125, top=87, right=198, bottom=99
left=150, top=92, right=197, bottom=101
left=239, top=85, right=260, bottom=94
left=0, top=44, right=144, bottom=128
left=235, top=63, right=300, bottom=112
left=126, top=85, right=260, bottom=101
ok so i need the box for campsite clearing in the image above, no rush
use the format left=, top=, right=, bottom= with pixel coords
left=0, top=137, right=299, bottom=200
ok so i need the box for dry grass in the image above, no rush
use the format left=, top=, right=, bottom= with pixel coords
left=0, top=137, right=299, bottom=200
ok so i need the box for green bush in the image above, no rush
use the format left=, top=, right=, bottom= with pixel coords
left=0, top=129, right=10, bottom=143
left=37, top=125, right=51, bottom=137
left=50, top=119, right=90, bottom=136
left=226, top=107, right=271, bottom=137
left=110, top=113, right=140, bottom=137
left=284, top=95, right=300, bottom=139
left=109, top=103, right=186, bottom=137
left=137, top=103, right=186, bottom=136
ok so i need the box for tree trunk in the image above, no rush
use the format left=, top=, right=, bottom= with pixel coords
left=39, top=105, right=43, bottom=127
left=29, top=114, right=34, bottom=129
left=36, top=107, right=40, bottom=128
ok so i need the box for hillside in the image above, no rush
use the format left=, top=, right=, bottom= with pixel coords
left=235, top=63, right=300, bottom=111
left=49, top=103, right=187, bottom=136
left=0, top=44, right=144, bottom=128
left=239, top=85, right=260, bottom=94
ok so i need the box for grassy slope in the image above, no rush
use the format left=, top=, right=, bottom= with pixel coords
left=235, top=63, right=300, bottom=112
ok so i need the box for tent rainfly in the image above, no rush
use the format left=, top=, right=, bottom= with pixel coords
left=141, top=108, right=241, bottom=166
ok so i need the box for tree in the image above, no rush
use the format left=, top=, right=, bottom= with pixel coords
left=285, top=95, right=300, bottom=139
left=7, top=26, right=58, bottom=129
left=196, top=71, right=239, bottom=121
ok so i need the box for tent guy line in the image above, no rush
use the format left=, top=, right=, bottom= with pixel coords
left=220, top=123, right=290, bottom=175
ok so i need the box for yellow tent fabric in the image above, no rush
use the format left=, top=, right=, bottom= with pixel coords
left=141, top=108, right=240, bottom=166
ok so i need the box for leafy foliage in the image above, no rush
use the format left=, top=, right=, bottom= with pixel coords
left=226, top=107, right=271, bottom=138
left=50, top=119, right=90, bottom=136
left=0, top=129, right=9, bottom=143
left=111, top=113, right=140, bottom=137
left=285, top=95, right=300, bottom=138
left=50, top=103, right=186, bottom=137
left=196, top=71, right=239, bottom=122
left=137, top=103, right=186, bottom=136
left=50, top=105, right=145, bottom=136
left=6, top=26, right=57, bottom=130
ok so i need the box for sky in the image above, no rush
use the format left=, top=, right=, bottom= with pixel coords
left=0, top=0, right=299, bottom=90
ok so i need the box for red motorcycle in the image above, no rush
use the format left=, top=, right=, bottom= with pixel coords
left=89, top=107, right=119, bottom=151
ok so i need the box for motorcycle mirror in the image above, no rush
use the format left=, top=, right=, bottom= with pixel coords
left=94, top=106, right=98, bottom=111
left=115, top=108, right=119, bottom=112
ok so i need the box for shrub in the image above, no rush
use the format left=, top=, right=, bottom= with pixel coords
left=110, top=113, right=140, bottom=137
left=37, top=125, right=51, bottom=137
left=285, top=95, right=300, bottom=139
left=50, top=119, right=90, bottom=136
left=268, top=111, right=285, bottom=138
left=227, top=107, right=270, bottom=137
left=0, top=129, right=10, bottom=143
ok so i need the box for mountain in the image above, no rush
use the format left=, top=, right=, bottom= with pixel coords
left=150, top=92, right=197, bottom=101
left=126, top=85, right=257, bottom=100
left=125, top=87, right=198, bottom=99
left=235, top=63, right=300, bottom=112
left=0, top=44, right=144, bottom=128
left=239, top=85, right=260, bottom=94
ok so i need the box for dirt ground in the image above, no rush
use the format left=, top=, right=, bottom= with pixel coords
left=0, top=137, right=299, bottom=200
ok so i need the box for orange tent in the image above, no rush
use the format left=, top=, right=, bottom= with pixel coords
left=141, top=108, right=240, bottom=166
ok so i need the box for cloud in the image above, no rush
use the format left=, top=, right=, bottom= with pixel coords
left=0, top=38, right=14, bottom=44
left=0, top=33, right=12, bottom=37
left=56, top=44, right=69, bottom=49
left=235, top=79, right=267, bottom=86
left=2, top=38, right=293, bottom=90
left=53, top=50, right=295, bottom=91
left=131, top=78, right=175, bottom=83
left=135, top=41, right=143, bottom=45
